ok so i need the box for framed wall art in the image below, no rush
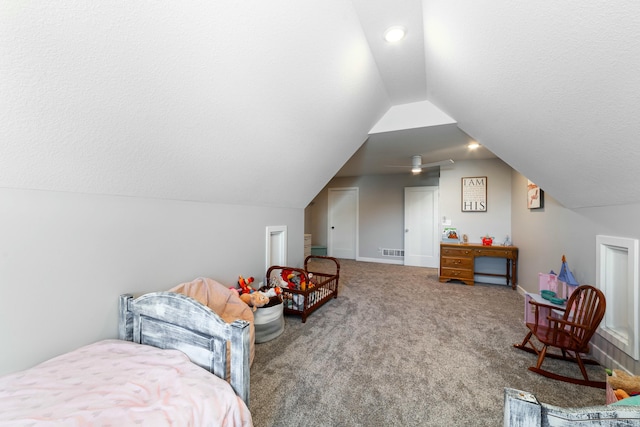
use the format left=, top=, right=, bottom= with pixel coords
left=461, top=176, right=487, bottom=212
left=527, top=180, right=544, bottom=209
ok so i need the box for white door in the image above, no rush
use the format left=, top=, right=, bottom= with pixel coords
left=327, top=188, right=358, bottom=259
left=404, top=186, right=439, bottom=268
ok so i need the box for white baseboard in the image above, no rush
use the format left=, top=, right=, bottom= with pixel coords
left=515, top=285, right=527, bottom=297
left=356, top=256, right=404, bottom=265
left=591, top=342, right=632, bottom=374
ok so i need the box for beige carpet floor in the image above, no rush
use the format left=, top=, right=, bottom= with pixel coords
left=250, top=259, right=606, bottom=426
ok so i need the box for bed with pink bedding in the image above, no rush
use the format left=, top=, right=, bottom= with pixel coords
left=0, top=291, right=253, bottom=426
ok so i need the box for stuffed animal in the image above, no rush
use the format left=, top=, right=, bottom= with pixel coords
left=262, top=286, right=281, bottom=298
left=608, top=369, right=640, bottom=395
left=240, top=291, right=269, bottom=312
left=280, top=269, right=307, bottom=290
left=615, top=389, right=631, bottom=401
left=238, top=275, right=255, bottom=294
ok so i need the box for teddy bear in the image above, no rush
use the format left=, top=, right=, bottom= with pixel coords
left=608, top=369, right=640, bottom=397
left=239, top=291, right=269, bottom=312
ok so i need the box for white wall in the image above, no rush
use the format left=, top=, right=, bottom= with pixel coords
left=307, top=172, right=439, bottom=260
left=439, top=158, right=512, bottom=245
left=0, top=188, right=303, bottom=375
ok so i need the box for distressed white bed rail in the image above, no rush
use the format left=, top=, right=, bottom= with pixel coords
left=504, top=388, right=640, bottom=426
left=119, top=292, right=251, bottom=406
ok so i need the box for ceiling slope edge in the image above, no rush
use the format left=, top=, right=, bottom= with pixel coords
left=369, top=100, right=456, bottom=134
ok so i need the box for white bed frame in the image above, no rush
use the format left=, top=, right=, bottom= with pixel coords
left=119, top=292, right=251, bottom=406
left=504, top=388, right=640, bottom=426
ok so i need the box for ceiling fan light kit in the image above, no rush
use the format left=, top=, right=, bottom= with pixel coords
left=386, top=155, right=454, bottom=174
left=411, top=155, right=423, bottom=173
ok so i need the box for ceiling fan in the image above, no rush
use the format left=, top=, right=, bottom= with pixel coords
left=386, top=155, right=454, bottom=174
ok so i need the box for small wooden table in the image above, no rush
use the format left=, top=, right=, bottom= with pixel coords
left=439, top=242, right=519, bottom=289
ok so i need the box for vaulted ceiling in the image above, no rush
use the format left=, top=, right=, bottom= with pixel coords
left=2, top=1, right=639, bottom=209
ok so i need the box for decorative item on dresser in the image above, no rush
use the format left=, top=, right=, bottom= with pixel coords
left=439, top=242, right=519, bottom=289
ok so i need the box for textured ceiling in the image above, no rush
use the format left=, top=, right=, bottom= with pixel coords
left=421, top=1, right=640, bottom=209
left=2, top=1, right=640, bottom=209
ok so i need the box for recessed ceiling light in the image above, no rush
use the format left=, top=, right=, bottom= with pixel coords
left=384, top=26, right=406, bottom=43
left=468, top=142, right=480, bottom=150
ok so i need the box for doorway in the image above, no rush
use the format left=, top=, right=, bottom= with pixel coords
left=404, top=186, right=439, bottom=268
left=265, top=225, right=287, bottom=271
left=327, top=187, right=358, bottom=259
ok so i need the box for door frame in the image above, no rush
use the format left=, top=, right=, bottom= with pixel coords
left=265, top=225, right=287, bottom=271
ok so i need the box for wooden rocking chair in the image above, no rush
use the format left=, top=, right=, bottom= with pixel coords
left=514, top=285, right=606, bottom=388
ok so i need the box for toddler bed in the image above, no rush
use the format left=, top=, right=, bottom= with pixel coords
left=504, top=388, right=640, bottom=426
left=0, top=291, right=253, bottom=426
left=267, top=255, right=340, bottom=323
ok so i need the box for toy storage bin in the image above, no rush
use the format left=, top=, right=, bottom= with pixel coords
left=254, top=300, right=284, bottom=343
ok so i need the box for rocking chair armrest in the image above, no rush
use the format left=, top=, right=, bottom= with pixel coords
left=547, top=316, right=588, bottom=332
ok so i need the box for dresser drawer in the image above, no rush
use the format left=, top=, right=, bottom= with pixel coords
left=441, top=257, right=473, bottom=269
left=441, top=247, right=474, bottom=258
left=440, top=267, right=474, bottom=280
left=473, top=247, right=517, bottom=259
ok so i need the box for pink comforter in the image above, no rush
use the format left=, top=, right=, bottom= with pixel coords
left=0, top=340, right=253, bottom=426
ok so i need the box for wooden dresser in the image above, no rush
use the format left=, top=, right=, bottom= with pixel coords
left=439, top=242, right=519, bottom=289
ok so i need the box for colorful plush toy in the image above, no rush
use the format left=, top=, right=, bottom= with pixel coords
left=262, top=286, right=282, bottom=298
left=280, top=269, right=307, bottom=290
left=238, top=275, right=255, bottom=294
left=608, top=369, right=640, bottom=396
left=239, top=291, right=269, bottom=312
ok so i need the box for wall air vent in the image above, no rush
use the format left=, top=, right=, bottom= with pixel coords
left=382, top=248, right=404, bottom=257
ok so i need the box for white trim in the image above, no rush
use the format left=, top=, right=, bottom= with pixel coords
left=356, top=256, right=404, bottom=265
left=596, top=235, right=639, bottom=360
left=265, top=225, right=287, bottom=271
left=591, top=342, right=632, bottom=374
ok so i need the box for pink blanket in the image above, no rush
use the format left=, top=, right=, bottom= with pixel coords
left=0, top=340, right=253, bottom=426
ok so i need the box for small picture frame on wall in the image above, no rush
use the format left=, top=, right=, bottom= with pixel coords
left=527, top=180, right=544, bottom=209
left=461, top=176, right=487, bottom=212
